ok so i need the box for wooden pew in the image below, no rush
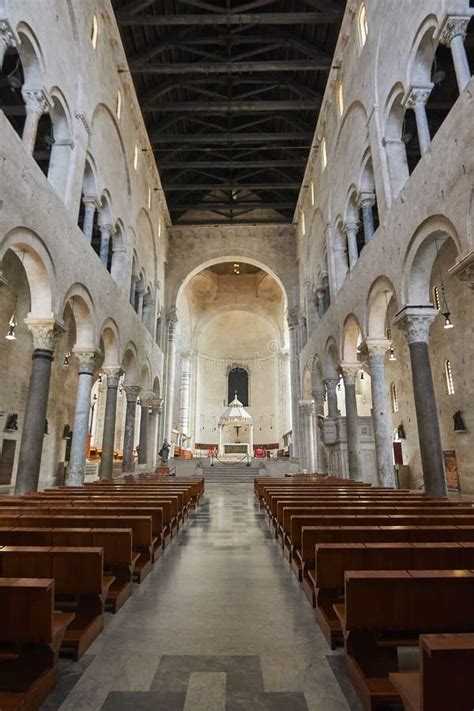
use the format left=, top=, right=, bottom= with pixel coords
left=0, top=526, right=134, bottom=612
left=0, top=578, right=75, bottom=710
left=0, top=514, right=154, bottom=582
left=390, top=633, right=474, bottom=711
left=334, top=570, right=474, bottom=711
left=298, top=525, right=474, bottom=581
left=309, top=542, right=474, bottom=648
left=0, top=546, right=114, bottom=659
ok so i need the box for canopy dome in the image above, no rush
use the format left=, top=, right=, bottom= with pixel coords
left=219, top=394, right=252, bottom=424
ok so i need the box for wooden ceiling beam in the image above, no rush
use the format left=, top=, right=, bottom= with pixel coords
left=118, top=12, right=342, bottom=27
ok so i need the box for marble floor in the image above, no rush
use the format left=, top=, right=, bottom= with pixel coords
left=43, top=483, right=362, bottom=711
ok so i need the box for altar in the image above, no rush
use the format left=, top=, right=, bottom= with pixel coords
left=218, top=394, right=253, bottom=457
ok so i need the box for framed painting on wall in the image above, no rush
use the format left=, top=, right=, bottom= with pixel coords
left=443, top=450, right=460, bottom=490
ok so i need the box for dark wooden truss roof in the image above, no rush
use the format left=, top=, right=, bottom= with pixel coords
left=112, top=0, right=346, bottom=225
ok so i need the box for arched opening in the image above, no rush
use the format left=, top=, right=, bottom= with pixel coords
left=47, top=95, right=72, bottom=199
left=228, top=367, right=249, bottom=406
left=384, top=87, right=410, bottom=200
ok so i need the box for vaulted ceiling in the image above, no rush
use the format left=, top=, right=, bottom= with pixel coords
left=112, top=0, right=346, bottom=225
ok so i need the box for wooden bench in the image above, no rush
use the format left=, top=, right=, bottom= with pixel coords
left=0, top=578, right=75, bottom=710
left=0, top=513, right=154, bottom=582
left=297, top=524, right=474, bottom=581
left=334, top=570, right=474, bottom=711
left=309, top=542, right=474, bottom=648
left=0, top=526, right=134, bottom=612
left=0, top=546, right=114, bottom=659
left=390, top=633, right=474, bottom=711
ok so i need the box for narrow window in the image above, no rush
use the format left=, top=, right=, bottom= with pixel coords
left=391, top=382, right=399, bottom=413
left=148, top=187, right=152, bottom=209
left=310, top=181, right=315, bottom=207
left=444, top=360, right=455, bottom=395
left=337, top=81, right=344, bottom=117
left=133, top=143, right=139, bottom=171
left=158, top=221, right=162, bottom=239
left=116, top=89, right=122, bottom=120
left=301, top=210, right=306, bottom=237
left=321, top=137, right=327, bottom=171
left=432, top=285, right=440, bottom=310
left=358, top=3, right=368, bottom=48
left=91, top=14, right=99, bottom=49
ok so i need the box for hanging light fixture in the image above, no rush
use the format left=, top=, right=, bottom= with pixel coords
left=435, top=240, right=454, bottom=330
left=389, top=346, right=397, bottom=362
left=63, top=351, right=71, bottom=366
left=6, top=312, right=16, bottom=340
left=360, top=370, right=365, bottom=380
left=98, top=373, right=103, bottom=384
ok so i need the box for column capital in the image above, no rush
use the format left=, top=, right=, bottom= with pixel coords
left=439, top=15, right=471, bottom=46
left=103, top=365, right=123, bottom=387
left=124, top=384, right=140, bottom=403
left=166, top=306, right=178, bottom=327
left=393, top=306, right=437, bottom=345
left=311, top=386, right=325, bottom=401
left=180, top=349, right=194, bottom=362
left=99, top=223, right=114, bottom=236
left=358, top=338, right=391, bottom=367
left=21, top=87, right=51, bottom=115
left=343, top=221, right=359, bottom=234
left=25, top=318, right=64, bottom=352
left=357, top=190, right=376, bottom=208
left=324, top=376, right=339, bottom=391
left=0, top=19, right=17, bottom=49
left=404, top=84, right=433, bottom=109
left=73, top=348, right=102, bottom=375
left=339, top=361, right=361, bottom=385
left=82, top=194, right=100, bottom=211
left=448, top=249, right=474, bottom=290
left=150, top=398, right=163, bottom=415
left=299, top=399, right=315, bottom=417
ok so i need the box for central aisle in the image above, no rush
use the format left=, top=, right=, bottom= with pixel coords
left=50, top=484, right=360, bottom=711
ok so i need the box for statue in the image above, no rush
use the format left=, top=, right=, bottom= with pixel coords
left=453, top=410, right=467, bottom=432
left=159, top=439, right=170, bottom=466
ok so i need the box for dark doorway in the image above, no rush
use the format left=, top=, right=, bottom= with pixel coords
left=228, top=368, right=249, bottom=406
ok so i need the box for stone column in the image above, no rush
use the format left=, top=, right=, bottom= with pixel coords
left=344, top=222, right=359, bottom=269
left=287, top=308, right=301, bottom=459
left=15, top=319, right=62, bottom=494
left=299, top=400, right=315, bottom=471
left=340, top=362, right=363, bottom=481
left=324, top=376, right=339, bottom=419
left=393, top=307, right=447, bottom=497
left=0, top=20, right=16, bottom=71
left=179, top=350, right=193, bottom=439
left=150, top=399, right=163, bottom=468
left=136, top=285, right=145, bottom=320
left=138, top=396, right=151, bottom=467
left=21, top=88, right=50, bottom=155
left=405, top=85, right=433, bottom=155
left=99, top=223, right=114, bottom=267
left=99, top=366, right=122, bottom=480
left=67, top=349, right=102, bottom=486
left=440, top=16, right=472, bottom=94
left=358, top=191, right=376, bottom=243
left=82, top=196, right=99, bottom=242
left=312, top=385, right=328, bottom=473
left=316, top=281, right=328, bottom=319
left=359, top=340, right=395, bottom=487
left=130, top=275, right=139, bottom=308
left=163, top=308, right=178, bottom=441
left=122, top=385, right=140, bottom=473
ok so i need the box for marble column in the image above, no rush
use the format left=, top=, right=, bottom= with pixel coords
left=394, top=307, right=447, bottom=497
left=21, top=88, right=49, bottom=155
left=405, top=85, right=433, bottom=155
left=358, top=191, right=376, bottom=243
left=340, top=362, right=363, bottom=480
left=122, top=385, right=140, bottom=473
left=312, top=386, right=328, bottom=473
left=299, top=400, right=315, bottom=471
left=440, top=16, right=472, bottom=94
left=344, top=222, right=359, bottom=269
left=99, top=223, right=114, bottom=267
left=163, top=308, right=178, bottom=442
left=138, top=403, right=149, bottom=466
left=0, top=20, right=16, bottom=71
left=179, top=350, right=193, bottom=439
left=360, top=339, right=395, bottom=487
left=99, top=366, right=122, bottom=480
left=15, top=320, right=62, bottom=494
left=82, top=196, right=99, bottom=242
left=67, top=349, right=102, bottom=486
left=287, top=308, right=301, bottom=459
